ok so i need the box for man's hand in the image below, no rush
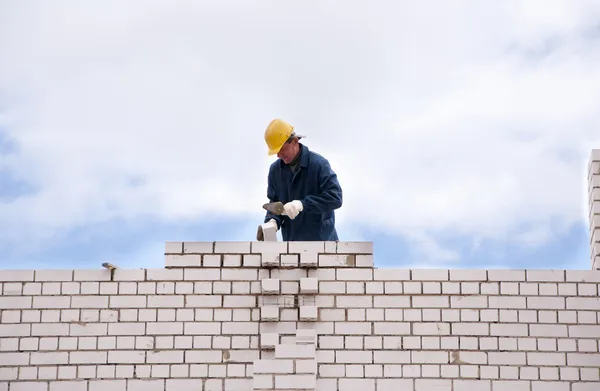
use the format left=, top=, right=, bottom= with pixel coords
left=283, top=200, right=303, bottom=220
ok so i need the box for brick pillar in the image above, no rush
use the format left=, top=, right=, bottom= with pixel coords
left=589, top=149, right=600, bottom=270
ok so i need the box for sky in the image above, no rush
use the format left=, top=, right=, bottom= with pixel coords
left=1, top=0, right=599, bottom=271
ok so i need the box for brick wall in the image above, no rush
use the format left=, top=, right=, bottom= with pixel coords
left=1, top=241, right=599, bottom=390
left=590, top=149, right=600, bottom=270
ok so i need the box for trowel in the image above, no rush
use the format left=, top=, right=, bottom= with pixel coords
left=262, top=201, right=285, bottom=215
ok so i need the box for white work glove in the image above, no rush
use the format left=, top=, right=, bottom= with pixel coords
left=283, top=200, right=303, bottom=220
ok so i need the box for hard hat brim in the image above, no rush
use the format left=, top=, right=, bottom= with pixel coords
left=266, top=134, right=306, bottom=155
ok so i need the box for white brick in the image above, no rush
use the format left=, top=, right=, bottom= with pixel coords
left=260, top=333, right=279, bottom=349
left=337, top=269, right=373, bottom=281
left=109, top=296, right=146, bottom=308
left=253, top=359, right=294, bottom=374
left=489, top=296, right=525, bottom=309
left=339, top=295, right=373, bottom=308
left=251, top=241, right=288, bottom=254
left=449, top=270, right=488, bottom=281
left=253, top=374, right=273, bottom=389
left=0, top=270, right=34, bottom=282
left=261, top=254, right=280, bottom=268
left=296, top=329, right=316, bottom=345
left=527, top=270, right=565, bottom=282
left=165, top=255, right=201, bottom=268
left=35, top=270, right=73, bottom=282
left=113, top=269, right=145, bottom=281
left=222, top=254, right=242, bottom=267
left=452, top=323, right=489, bottom=336
left=164, top=241, right=183, bottom=253
left=221, top=269, right=257, bottom=281
left=242, top=254, right=261, bottom=267
left=260, top=306, right=279, bottom=322
left=280, top=254, right=299, bottom=268
left=374, top=268, right=410, bottom=281
left=10, top=383, right=48, bottom=391
left=299, top=306, right=318, bottom=322
left=319, top=254, right=355, bottom=267
left=356, top=254, right=374, bottom=267
left=373, top=322, right=410, bottom=335
left=295, top=359, right=317, bottom=374
left=73, top=270, right=112, bottom=282
left=412, top=296, right=449, bottom=308
left=146, top=269, right=183, bottom=281
left=492, top=380, right=531, bottom=391
left=373, top=295, right=409, bottom=308
left=411, top=269, right=449, bottom=281
left=0, top=296, right=32, bottom=309
left=336, top=241, right=373, bottom=254
left=223, top=295, right=255, bottom=308
left=335, top=322, right=371, bottom=335
left=488, top=270, right=526, bottom=282
left=182, top=242, right=212, bottom=253
left=566, top=297, right=600, bottom=310
left=274, top=374, right=316, bottom=389
left=531, top=382, right=570, bottom=391
left=565, top=270, right=600, bottom=282
left=261, top=278, right=280, bottom=294
left=300, top=277, right=318, bottom=294
left=300, top=256, right=318, bottom=268
left=147, top=295, right=184, bottom=308
left=275, top=344, right=315, bottom=359
left=214, top=241, right=250, bottom=253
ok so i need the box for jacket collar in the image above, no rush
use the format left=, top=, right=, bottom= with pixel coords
left=280, top=143, right=310, bottom=168
left=298, top=144, right=310, bottom=168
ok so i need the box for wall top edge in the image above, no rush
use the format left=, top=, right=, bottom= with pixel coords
left=165, top=241, right=374, bottom=255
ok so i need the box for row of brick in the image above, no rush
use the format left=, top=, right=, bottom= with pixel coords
left=2, top=365, right=600, bottom=382
left=3, top=280, right=599, bottom=296
left=0, top=309, right=264, bottom=323
left=164, top=241, right=374, bottom=255
left=165, top=254, right=374, bottom=268
left=2, top=364, right=600, bottom=382
left=0, top=364, right=251, bottom=380
left=3, top=268, right=600, bottom=283
left=0, top=335, right=262, bottom=351
left=2, top=335, right=599, bottom=353
left=4, top=321, right=598, bottom=338
left=2, top=294, right=599, bottom=310
left=2, top=307, right=599, bottom=324
left=3, top=350, right=599, bottom=367
left=2, top=378, right=597, bottom=391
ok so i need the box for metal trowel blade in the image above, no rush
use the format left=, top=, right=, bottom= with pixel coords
left=262, top=201, right=285, bottom=215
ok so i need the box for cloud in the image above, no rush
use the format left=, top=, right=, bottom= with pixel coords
left=0, top=0, right=599, bottom=263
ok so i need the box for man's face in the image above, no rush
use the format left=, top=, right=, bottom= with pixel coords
left=277, top=138, right=300, bottom=164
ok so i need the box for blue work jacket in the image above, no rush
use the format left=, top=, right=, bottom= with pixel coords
left=264, top=144, right=343, bottom=241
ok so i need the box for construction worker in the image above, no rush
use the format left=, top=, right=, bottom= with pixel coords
left=259, top=118, right=343, bottom=241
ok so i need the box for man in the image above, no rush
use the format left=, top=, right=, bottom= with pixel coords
left=259, top=118, right=343, bottom=241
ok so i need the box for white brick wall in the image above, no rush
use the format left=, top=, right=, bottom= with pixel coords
left=590, top=149, right=600, bottom=270
left=1, top=241, right=599, bottom=390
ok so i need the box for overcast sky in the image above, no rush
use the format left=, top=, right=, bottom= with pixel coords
left=1, top=0, right=599, bottom=271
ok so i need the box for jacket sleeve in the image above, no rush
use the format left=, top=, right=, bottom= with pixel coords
left=264, top=168, right=284, bottom=229
left=301, top=159, right=343, bottom=214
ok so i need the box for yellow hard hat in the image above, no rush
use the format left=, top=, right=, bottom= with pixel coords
left=264, top=118, right=294, bottom=155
